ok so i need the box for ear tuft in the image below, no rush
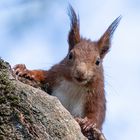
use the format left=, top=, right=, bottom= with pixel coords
left=68, top=5, right=80, bottom=51
left=98, top=16, right=122, bottom=58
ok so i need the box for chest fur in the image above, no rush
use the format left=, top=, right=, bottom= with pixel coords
left=52, top=80, right=87, bottom=117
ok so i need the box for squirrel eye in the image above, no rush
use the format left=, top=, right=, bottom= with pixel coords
left=68, top=52, right=73, bottom=60
left=95, top=58, right=100, bottom=66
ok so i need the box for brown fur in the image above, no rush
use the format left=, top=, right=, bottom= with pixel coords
left=14, top=6, right=121, bottom=139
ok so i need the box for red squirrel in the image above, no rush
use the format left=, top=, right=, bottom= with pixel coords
left=14, top=6, right=121, bottom=140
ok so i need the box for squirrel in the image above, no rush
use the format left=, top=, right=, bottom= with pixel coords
left=13, top=6, right=121, bottom=140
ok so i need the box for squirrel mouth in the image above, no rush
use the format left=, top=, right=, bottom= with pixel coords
left=74, top=77, right=88, bottom=85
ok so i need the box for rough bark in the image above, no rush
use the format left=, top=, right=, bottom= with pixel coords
left=0, top=58, right=87, bottom=140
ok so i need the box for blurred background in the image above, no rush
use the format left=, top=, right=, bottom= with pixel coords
left=0, top=0, right=140, bottom=139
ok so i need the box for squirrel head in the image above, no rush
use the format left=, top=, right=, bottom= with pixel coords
left=63, top=5, right=121, bottom=86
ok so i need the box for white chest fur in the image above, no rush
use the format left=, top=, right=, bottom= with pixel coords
left=52, top=80, right=87, bottom=117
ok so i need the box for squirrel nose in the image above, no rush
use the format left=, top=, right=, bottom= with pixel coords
left=75, top=70, right=84, bottom=77
left=74, top=70, right=86, bottom=82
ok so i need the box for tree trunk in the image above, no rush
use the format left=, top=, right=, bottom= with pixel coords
left=0, top=58, right=87, bottom=140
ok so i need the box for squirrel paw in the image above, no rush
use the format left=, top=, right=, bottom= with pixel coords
left=13, top=64, right=35, bottom=81
left=79, top=117, right=96, bottom=131
left=75, top=117, right=95, bottom=131
left=75, top=117, right=106, bottom=140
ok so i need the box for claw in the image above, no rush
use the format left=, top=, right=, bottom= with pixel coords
left=80, top=117, right=95, bottom=131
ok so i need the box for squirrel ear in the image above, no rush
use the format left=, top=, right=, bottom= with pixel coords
left=68, top=5, right=80, bottom=51
left=97, top=16, right=122, bottom=58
